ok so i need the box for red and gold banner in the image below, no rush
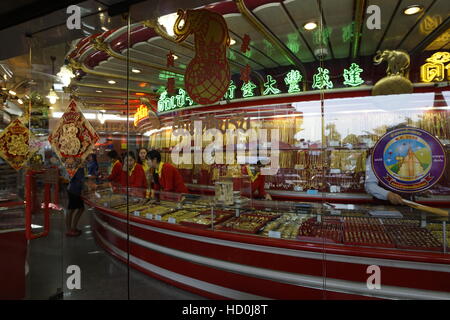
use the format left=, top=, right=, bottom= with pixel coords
left=0, top=119, right=33, bottom=170
left=48, top=100, right=99, bottom=177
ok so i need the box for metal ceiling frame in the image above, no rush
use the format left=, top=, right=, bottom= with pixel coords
left=234, top=0, right=307, bottom=84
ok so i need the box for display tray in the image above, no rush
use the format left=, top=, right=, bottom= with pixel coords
left=180, top=210, right=233, bottom=229
left=297, top=217, right=343, bottom=243
left=343, top=230, right=396, bottom=248
left=386, top=225, right=444, bottom=252
left=216, top=215, right=272, bottom=234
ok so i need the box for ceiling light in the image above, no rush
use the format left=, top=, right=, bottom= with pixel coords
left=17, top=99, right=23, bottom=104
left=131, top=68, right=141, bottom=73
left=173, top=54, right=178, bottom=60
left=403, top=5, right=423, bottom=15
left=108, top=80, right=116, bottom=84
left=303, top=22, right=317, bottom=31
left=57, top=65, right=75, bottom=86
left=230, top=38, right=236, bottom=45
left=98, top=7, right=102, bottom=11
left=96, top=90, right=103, bottom=93
left=8, top=90, right=16, bottom=96
left=101, top=27, right=109, bottom=32
left=46, top=88, right=59, bottom=105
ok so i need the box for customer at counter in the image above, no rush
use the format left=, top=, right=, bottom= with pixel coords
left=243, top=161, right=272, bottom=200
left=146, top=150, right=188, bottom=196
left=121, top=151, right=148, bottom=190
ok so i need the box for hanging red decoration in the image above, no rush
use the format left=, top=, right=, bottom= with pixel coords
left=241, top=34, right=251, bottom=53
left=167, top=77, right=176, bottom=95
left=173, top=9, right=230, bottom=105
left=240, top=64, right=251, bottom=83
left=167, top=51, right=175, bottom=67
left=48, top=100, right=99, bottom=177
left=0, top=119, right=34, bottom=171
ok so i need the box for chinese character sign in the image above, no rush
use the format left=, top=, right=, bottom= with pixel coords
left=284, top=70, right=303, bottom=93
left=312, top=67, right=333, bottom=90
left=343, top=63, right=364, bottom=87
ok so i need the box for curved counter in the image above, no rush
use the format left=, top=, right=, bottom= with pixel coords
left=86, top=198, right=450, bottom=300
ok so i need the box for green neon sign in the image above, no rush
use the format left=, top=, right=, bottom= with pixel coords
left=284, top=70, right=303, bottom=93
left=157, top=88, right=194, bottom=112
left=343, top=63, right=364, bottom=87
left=224, top=80, right=237, bottom=100
left=263, top=75, right=281, bottom=95
left=312, top=67, right=333, bottom=90
left=241, top=81, right=257, bottom=98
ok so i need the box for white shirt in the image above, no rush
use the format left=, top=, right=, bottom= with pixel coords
left=364, top=155, right=389, bottom=201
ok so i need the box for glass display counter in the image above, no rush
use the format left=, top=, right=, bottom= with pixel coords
left=84, top=184, right=450, bottom=299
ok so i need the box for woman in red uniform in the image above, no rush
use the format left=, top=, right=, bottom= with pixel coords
left=147, top=150, right=188, bottom=197
left=106, top=150, right=122, bottom=185
left=121, top=152, right=148, bottom=192
left=244, top=161, right=272, bottom=200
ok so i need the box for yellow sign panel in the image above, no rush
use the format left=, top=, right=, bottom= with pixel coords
left=133, top=105, right=149, bottom=126
left=420, top=52, right=450, bottom=83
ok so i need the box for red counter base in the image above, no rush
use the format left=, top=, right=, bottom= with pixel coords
left=90, top=204, right=450, bottom=300
left=0, top=231, right=27, bottom=299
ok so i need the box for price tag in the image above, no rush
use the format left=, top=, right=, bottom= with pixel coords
left=146, top=214, right=153, bottom=220
left=268, top=231, right=281, bottom=238
left=155, top=215, right=162, bottom=221
left=330, top=210, right=341, bottom=216
left=168, top=217, right=177, bottom=224
left=133, top=211, right=140, bottom=216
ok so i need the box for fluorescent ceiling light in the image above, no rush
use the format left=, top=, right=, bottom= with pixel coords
left=303, top=22, right=317, bottom=30
left=403, top=5, right=423, bottom=15
left=108, top=80, right=116, bottom=84
left=131, top=68, right=141, bottom=73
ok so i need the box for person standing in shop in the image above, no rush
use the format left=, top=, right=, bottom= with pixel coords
left=66, top=166, right=85, bottom=237
left=243, top=160, right=272, bottom=200
left=121, top=151, right=148, bottom=189
left=86, top=153, right=99, bottom=184
left=146, top=150, right=188, bottom=197
left=137, top=147, right=152, bottom=186
left=105, top=150, right=122, bottom=185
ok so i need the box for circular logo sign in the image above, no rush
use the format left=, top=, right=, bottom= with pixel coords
left=372, top=127, right=446, bottom=193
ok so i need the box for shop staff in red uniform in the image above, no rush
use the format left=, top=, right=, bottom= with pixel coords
left=147, top=150, right=188, bottom=195
left=244, top=161, right=272, bottom=200
left=106, top=150, right=122, bottom=185
left=121, top=151, right=148, bottom=190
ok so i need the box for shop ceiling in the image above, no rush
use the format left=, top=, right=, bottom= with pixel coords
left=0, top=0, right=449, bottom=114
